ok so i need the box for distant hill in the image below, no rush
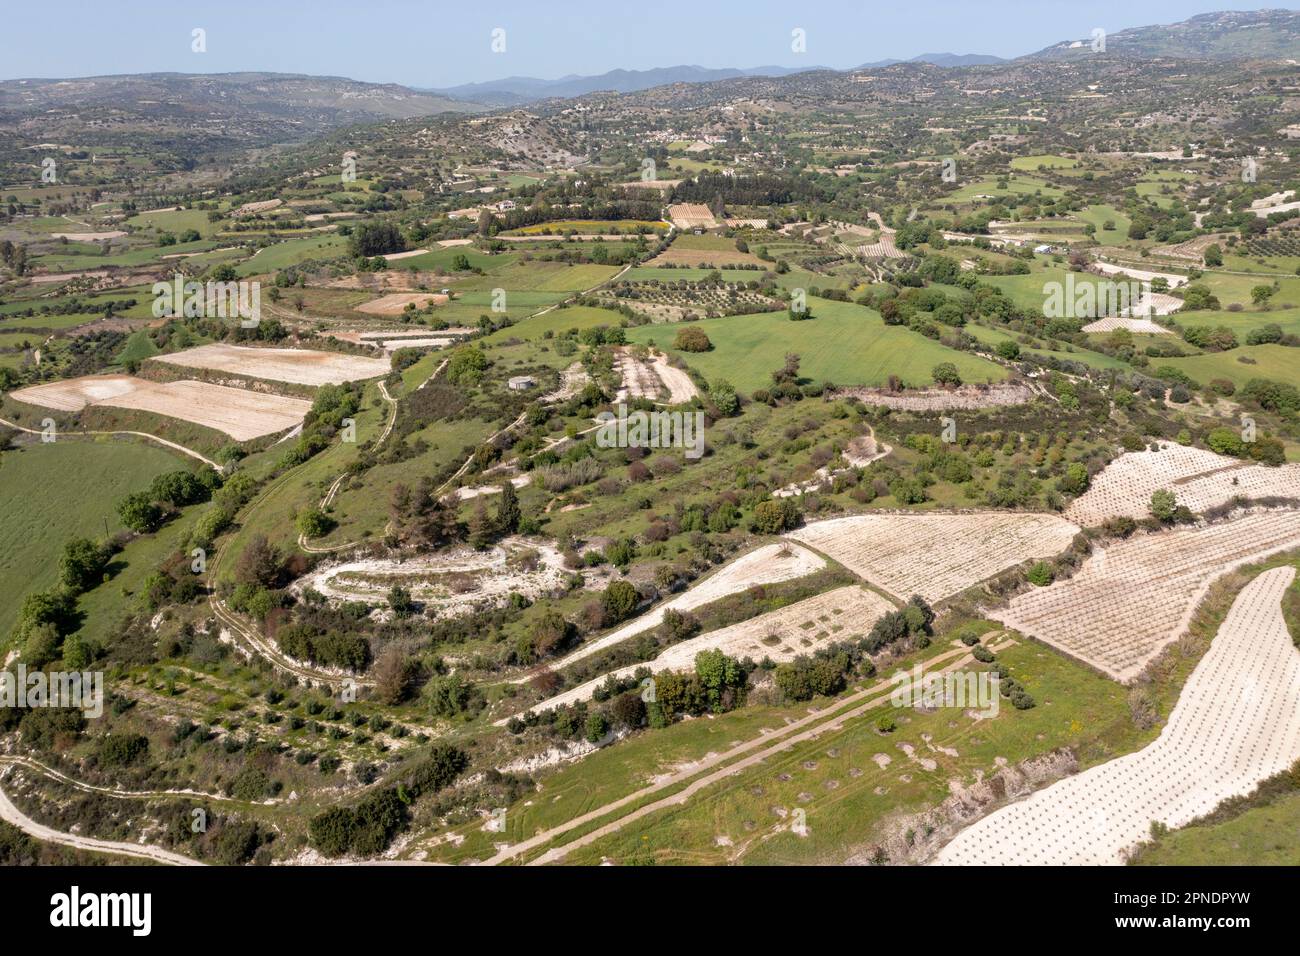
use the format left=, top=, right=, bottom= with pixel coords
left=0, top=71, right=474, bottom=129
left=428, top=64, right=829, bottom=106
left=1029, top=8, right=1300, bottom=60
left=0, top=72, right=478, bottom=159
left=856, top=52, right=1007, bottom=69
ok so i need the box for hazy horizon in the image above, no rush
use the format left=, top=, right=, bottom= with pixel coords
left=0, top=0, right=1291, bottom=88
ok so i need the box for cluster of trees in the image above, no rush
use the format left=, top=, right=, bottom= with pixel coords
left=863, top=596, right=934, bottom=654
left=773, top=644, right=872, bottom=702
left=117, top=468, right=220, bottom=534
left=280, top=383, right=362, bottom=468
left=309, top=745, right=468, bottom=857
left=347, top=221, right=406, bottom=258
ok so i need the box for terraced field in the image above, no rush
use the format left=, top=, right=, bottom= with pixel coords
left=787, top=512, right=1081, bottom=603
left=993, top=510, right=1300, bottom=681
left=939, top=566, right=1300, bottom=865
left=1066, top=443, right=1300, bottom=526
left=510, top=584, right=896, bottom=719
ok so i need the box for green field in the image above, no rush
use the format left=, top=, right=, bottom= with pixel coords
left=1076, top=204, right=1133, bottom=241
left=1010, top=154, right=1079, bottom=171
left=1158, top=344, right=1300, bottom=391
left=1134, top=791, right=1300, bottom=865
left=948, top=175, right=1064, bottom=204
left=235, top=234, right=349, bottom=276
left=0, top=440, right=188, bottom=637
left=625, top=297, right=1008, bottom=392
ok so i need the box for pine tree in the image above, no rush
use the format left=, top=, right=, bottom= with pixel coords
left=496, top=480, right=520, bottom=535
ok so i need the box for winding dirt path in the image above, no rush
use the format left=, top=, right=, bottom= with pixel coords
left=0, top=416, right=219, bottom=469
left=0, top=782, right=203, bottom=866
left=298, top=380, right=397, bottom=555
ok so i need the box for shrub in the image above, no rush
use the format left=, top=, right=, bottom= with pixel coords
left=673, top=327, right=712, bottom=352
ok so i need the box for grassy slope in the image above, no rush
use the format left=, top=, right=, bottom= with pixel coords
left=0, top=440, right=187, bottom=637
left=625, top=297, right=1008, bottom=392
left=1133, top=792, right=1300, bottom=865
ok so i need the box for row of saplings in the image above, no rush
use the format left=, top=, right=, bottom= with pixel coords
left=504, top=595, right=1008, bottom=743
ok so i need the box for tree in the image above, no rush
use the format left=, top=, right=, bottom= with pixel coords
left=584, top=711, right=609, bottom=743
left=373, top=647, right=418, bottom=705
left=58, top=538, right=108, bottom=593
left=601, top=580, right=640, bottom=625
left=1251, top=285, right=1276, bottom=308
left=235, top=534, right=282, bottom=588
left=296, top=508, right=334, bottom=538
left=1058, top=462, right=1089, bottom=495
left=467, top=503, right=494, bottom=550
left=694, top=649, right=745, bottom=713
left=673, top=327, right=712, bottom=352
left=751, top=498, right=801, bottom=534
left=116, top=493, right=163, bottom=534
left=709, top=378, right=739, bottom=416
left=1203, top=244, right=1222, bottom=267
left=1149, top=489, right=1177, bottom=522
left=348, top=221, right=406, bottom=257
left=446, top=345, right=488, bottom=385
left=387, top=585, right=415, bottom=618
left=1206, top=426, right=1246, bottom=457
left=931, top=362, right=962, bottom=387
left=495, top=481, right=520, bottom=535
left=149, top=470, right=208, bottom=507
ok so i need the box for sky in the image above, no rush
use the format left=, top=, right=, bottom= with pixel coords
left=0, top=1, right=1290, bottom=88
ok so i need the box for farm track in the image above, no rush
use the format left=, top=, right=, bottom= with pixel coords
left=208, top=257, right=639, bottom=689
left=0, top=754, right=271, bottom=806
left=0, top=415, right=219, bottom=469
left=0, top=779, right=204, bottom=866
left=476, top=637, right=1007, bottom=866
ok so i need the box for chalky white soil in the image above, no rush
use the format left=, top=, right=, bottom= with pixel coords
left=992, top=510, right=1300, bottom=681
left=786, top=512, right=1081, bottom=603
left=937, top=566, right=1300, bottom=865
left=10, top=374, right=310, bottom=441
left=1065, top=443, right=1300, bottom=526
left=150, top=343, right=389, bottom=386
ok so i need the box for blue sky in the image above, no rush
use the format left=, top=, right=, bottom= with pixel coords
left=0, top=1, right=1288, bottom=87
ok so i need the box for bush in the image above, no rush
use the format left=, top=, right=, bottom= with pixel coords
left=673, top=327, right=712, bottom=352
left=1027, top=561, right=1054, bottom=586
left=601, top=580, right=640, bottom=625
left=931, top=362, right=962, bottom=386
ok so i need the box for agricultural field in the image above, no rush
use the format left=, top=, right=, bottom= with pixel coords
left=0, top=439, right=187, bottom=635
left=150, top=343, right=390, bottom=386
left=626, top=298, right=1007, bottom=392
left=4, top=2, right=1300, bottom=888
left=9, top=375, right=311, bottom=440
left=787, top=512, right=1081, bottom=603
left=993, top=510, right=1300, bottom=681
left=1065, top=443, right=1300, bottom=526
left=940, top=567, right=1300, bottom=864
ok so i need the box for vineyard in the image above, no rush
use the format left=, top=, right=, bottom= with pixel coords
left=1065, top=442, right=1300, bottom=526
left=937, top=567, right=1300, bottom=865
left=992, top=510, right=1300, bottom=682
left=786, top=512, right=1081, bottom=603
